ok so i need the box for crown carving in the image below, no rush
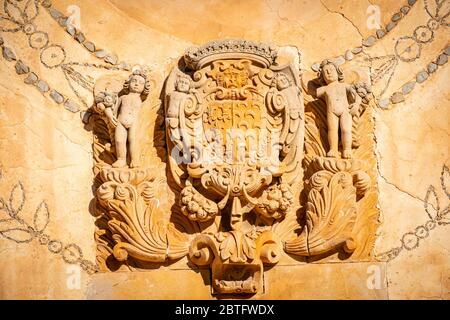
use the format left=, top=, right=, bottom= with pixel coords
left=184, top=39, right=278, bottom=70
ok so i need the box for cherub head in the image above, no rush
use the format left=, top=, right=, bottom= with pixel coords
left=318, top=59, right=344, bottom=85
left=124, top=70, right=151, bottom=96
left=175, top=74, right=191, bottom=93
left=273, top=72, right=291, bottom=90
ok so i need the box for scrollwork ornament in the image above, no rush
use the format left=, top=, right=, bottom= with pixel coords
left=164, top=39, right=306, bottom=295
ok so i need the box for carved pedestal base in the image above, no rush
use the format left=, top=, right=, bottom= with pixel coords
left=189, top=231, right=280, bottom=295
left=285, top=157, right=370, bottom=257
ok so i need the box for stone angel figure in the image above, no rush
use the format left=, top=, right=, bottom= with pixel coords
left=94, top=70, right=151, bottom=168
left=316, top=59, right=362, bottom=159
left=303, top=60, right=372, bottom=159
left=265, top=70, right=305, bottom=185
left=165, top=74, right=195, bottom=173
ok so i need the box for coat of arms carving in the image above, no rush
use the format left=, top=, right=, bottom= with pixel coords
left=90, top=39, right=379, bottom=296
left=164, top=40, right=304, bottom=294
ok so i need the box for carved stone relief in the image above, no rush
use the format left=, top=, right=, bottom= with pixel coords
left=164, top=40, right=305, bottom=294
left=90, top=39, right=379, bottom=295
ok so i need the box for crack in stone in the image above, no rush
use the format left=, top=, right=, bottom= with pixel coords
left=105, top=0, right=191, bottom=46
left=373, top=116, right=441, bottom=212
left=372, top=113, right=439, bottom=211
left=320, top=0, right=364, bottom=39
left=378, top=171, right=440, bottom=212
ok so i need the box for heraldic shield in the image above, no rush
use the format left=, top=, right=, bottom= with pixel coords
left=164, top=40, right=305, bottom=294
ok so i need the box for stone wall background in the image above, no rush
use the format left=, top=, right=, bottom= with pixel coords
left=0, top=0, right=448, bottom=299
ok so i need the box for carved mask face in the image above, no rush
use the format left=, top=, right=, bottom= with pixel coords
left=129, top=75, right=146, bottom=93
left=176, top=78, right=190, bottom=93
left=322, top=64, right=339, bottom=84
